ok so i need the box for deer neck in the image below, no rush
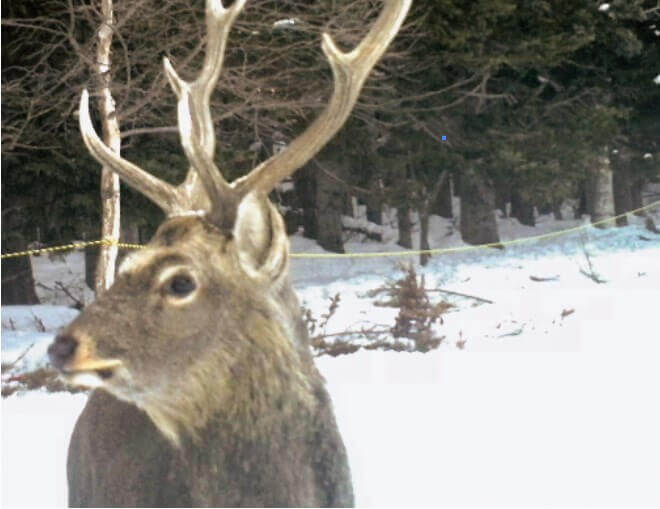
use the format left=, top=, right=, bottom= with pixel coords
left=139, top=298, right=315, bottom=448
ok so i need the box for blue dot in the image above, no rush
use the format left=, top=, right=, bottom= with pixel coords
left=441, top=135, right=447, bottom=141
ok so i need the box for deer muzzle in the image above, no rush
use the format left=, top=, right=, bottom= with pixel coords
left=48, top=333, right=123, bottom=386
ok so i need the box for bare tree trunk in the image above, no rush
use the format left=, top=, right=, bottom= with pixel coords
left=511, top=189, right=535, bottom=227
left=366, top=180, right=384, bottom=225
left=589, top=149, right=615, bottom=229
left=295, top=167, right=318, bottom=239
left=343, top=194, right=357, bottom=217
left=85, top=246, right=97, bottom=292
left=366, top=198, right=383, bottom=225
left=316, top=163, right=345, bottom=253
left=1, top=223, right=40, bottom=305
left=419, top=213, right=430, bottom=266
left=95, top=0, right=121, bottom=295
left=419, top=171, right=448, bottom=266
left=552, top=199, right=563, bottom=220
left=459, top=169, right=500, bottom=245
left=431, top=175, right=453, bottom=218
left=494, top=176, right=511, bottom=217
left=453, top=171, right=462, bottom=198
left=575, top=182, right=588, bottom=219
left=397, top=206, right=412, bottom=249
left=1, top=205, right=40, bottom=304
left=612, top=151, right=632, bottom=227
left=1, top=255, right=40, bottom=305
left=630, top=176, right=646, bottom=216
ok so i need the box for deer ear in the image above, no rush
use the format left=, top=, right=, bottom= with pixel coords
left=233, top=193, right=288, bottom=283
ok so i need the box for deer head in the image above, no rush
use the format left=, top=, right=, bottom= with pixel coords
left=48, top=0, right=410, bottom=449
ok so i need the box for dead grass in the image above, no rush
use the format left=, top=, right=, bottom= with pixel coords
left=2, top=367, right=87, bottom=398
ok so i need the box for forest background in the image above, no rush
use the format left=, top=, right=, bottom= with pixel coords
left=2, top=0, right=659, bottom=302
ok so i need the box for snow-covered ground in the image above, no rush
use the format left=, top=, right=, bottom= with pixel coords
left=2, top=204, right=659, bottom=507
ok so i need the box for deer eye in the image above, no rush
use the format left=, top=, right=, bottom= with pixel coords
left=166, top=274, right=196, bottom=297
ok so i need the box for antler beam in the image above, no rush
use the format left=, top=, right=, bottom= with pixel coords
left=233, top=0, right=412, bottom=198
left=79, top=89, right=181, bottom=213
left=163, top=0, right=247, bottom=225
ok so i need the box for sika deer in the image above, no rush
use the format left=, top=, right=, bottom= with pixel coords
left=48, top=0, right=410, bottom=506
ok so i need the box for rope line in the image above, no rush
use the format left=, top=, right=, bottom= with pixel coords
left=2, top=200, right=658, bottom=260
left=0, top=239, right=143, bottom=260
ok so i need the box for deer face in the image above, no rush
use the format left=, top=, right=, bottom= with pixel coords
left=50, top=218, right=230, bottom=387
left=48, top=200, right=297, bottom=443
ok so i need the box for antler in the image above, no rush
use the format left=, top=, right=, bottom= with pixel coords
left=232, top=0, right=411, bottom=198
left=163, top=0, right=247, bottom=225
left=79, top=89, right=181, bottom=213
left=79, top=0, right=410, bottom=225
left=79, top=0, right=247, bottom=221
left=80, top=0, right=246, bottom=221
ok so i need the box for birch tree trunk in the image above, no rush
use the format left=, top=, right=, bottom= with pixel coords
left=95, top=0, right=121, bottom=295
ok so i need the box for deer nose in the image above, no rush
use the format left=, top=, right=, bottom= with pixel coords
left=48, top=334, right=79, bottom=370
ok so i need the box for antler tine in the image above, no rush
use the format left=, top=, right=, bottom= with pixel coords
left=79, top=89, right=181, bottom=213
left=233, top=0, right=412, bottom=198
left=163, top=0, right=247, bottom=226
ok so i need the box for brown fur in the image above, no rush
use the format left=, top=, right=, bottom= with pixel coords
left=55, top=201, right=354, bottom=507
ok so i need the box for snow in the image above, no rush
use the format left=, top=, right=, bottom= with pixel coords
left=598, top=3, right=610, bottom=12
left=2, top=392, right=88, bottom=508
left=2, top=203, right=660, bottom=507
left=341, top=215, right=388, bottom=238
left=273, top=18, right=297, bottom=29
left=272, top=18, right=301, bottom=32
left=654, top=74, right=660, bottom=85
left=29, top=249, right=94, bottom=306
left=2, top=306, right=79, bottom=373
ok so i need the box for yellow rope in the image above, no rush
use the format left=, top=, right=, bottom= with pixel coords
left=1, top=200, right=658, bottom=260
left=0, top=239, right=144, bottom=260
left=291, top=200, right=660, bottom=259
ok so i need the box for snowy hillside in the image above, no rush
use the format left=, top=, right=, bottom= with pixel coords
left=2, top=207, right=660, bottom=507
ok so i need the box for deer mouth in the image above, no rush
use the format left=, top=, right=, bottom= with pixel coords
left=60, top=359, right=123, bottom=387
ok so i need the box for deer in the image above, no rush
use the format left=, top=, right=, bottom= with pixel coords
left=47, top=0, right=410, bottom=506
